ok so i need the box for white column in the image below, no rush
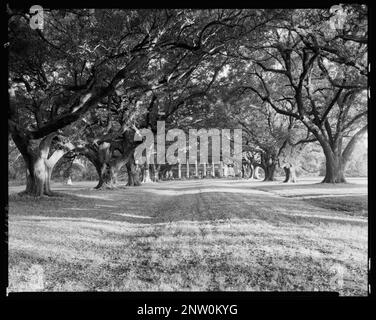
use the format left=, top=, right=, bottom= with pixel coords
left=212, top=162, right=215, bottom=177
left=154, top=164, right=159, bottom=182
left=186, top=159, right=190, bottom=178
left=203, top=162, right=207, bottom=177
left=178, top=161, right=181, bottom=179
left=195, top=160, right=198, bottom=177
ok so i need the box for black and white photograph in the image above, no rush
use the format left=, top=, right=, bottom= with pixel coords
left=5, top=1, right=371, bottom=303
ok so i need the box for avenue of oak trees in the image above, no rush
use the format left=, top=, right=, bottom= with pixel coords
left=8, top=7, right=368, bottom=196
left=227, top=7, right=368, bottom=183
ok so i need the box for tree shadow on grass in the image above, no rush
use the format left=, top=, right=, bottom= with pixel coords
left=8, top=188, right=367, bottom=226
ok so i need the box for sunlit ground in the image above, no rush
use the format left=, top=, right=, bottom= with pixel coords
left=8, top=177, right=368, bottom=295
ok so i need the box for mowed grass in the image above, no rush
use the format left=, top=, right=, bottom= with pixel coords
left=8, top=178, right=368, bottom=295
left=304, top=196, right=367, bottom=216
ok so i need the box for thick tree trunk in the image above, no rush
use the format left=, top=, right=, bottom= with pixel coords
left=318, top=138, right=347, bottom=183
left=24, top=157, right=49, bottom=196
left=322, top=151, right=346, bottom=183
left=263, top=163, right=276, bottom=181
left=22, top=155, right=60, bottom=196
left=12, top=132, right=72, bottom=196
left=94, top=162, right=118, bottom=189
left=283, top=163, right=297, bottom=183
left=313, top=124, right=366, bottom=184
left=261, top=153, right=277, bottom=181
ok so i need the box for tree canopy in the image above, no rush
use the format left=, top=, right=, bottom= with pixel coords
left=8, top=7, right=368, bottom=195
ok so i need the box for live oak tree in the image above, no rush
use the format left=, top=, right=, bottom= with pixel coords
left=9, top=9, right=260, bottom=194
left=8, top=9, right=162, bottom=195
left=198, top=69, right=304, bottom=182
left=72, top=26, right=234, bottom=187
left=233, top=99, right=300, bottom=181
left=233, top=6, right=367, bottom=183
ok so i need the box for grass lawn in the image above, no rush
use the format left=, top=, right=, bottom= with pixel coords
left=304, top=196, right=367, bottom=216
left=8, top=178, right=368, bottom=295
